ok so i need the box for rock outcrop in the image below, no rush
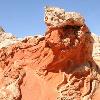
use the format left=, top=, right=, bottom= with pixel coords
left=92, top=34, right=100, bottom=67
left=0, top=27, right=18, bottom=48
left=0, top=27, right=5, bottom=32
left=0, top=7, right=100, bottom=100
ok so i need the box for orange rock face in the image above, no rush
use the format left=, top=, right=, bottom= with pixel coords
left=0, top=7, right=100, bottom=100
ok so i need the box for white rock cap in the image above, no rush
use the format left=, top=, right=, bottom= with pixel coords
left=45, top=6, right=85, bottom=28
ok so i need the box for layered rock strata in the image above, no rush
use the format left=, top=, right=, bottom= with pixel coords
left=0, top=7, right=100, bottom=100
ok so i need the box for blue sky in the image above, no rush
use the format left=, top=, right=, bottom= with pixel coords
left=0, top=0, right=100, bottom=38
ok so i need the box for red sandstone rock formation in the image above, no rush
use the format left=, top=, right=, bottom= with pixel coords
left=0, top=7, right=100, bottom=100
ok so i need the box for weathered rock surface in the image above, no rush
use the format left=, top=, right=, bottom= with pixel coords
left=0, top=27, right=18, bottom=48
left=45, top=6, right=84, bottom=29
left=92, top=34, right=100, bottom=67
left=0, top=7, right=100, bottom=100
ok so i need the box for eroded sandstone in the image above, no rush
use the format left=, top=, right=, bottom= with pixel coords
left=0, top=7, right=100, bottom=100
left=0, top=27, right=18, bottom=49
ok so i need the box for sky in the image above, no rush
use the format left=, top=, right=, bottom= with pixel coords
left=0, top=0, right=100, bottom=38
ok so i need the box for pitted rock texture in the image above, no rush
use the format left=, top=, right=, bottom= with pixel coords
left=0, top=7, right=100, bottom=100
left=45, top=6, right=84, bottom=29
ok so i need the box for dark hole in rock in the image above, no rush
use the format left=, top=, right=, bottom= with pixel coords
left=63, top=25, right=81, bottom=31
